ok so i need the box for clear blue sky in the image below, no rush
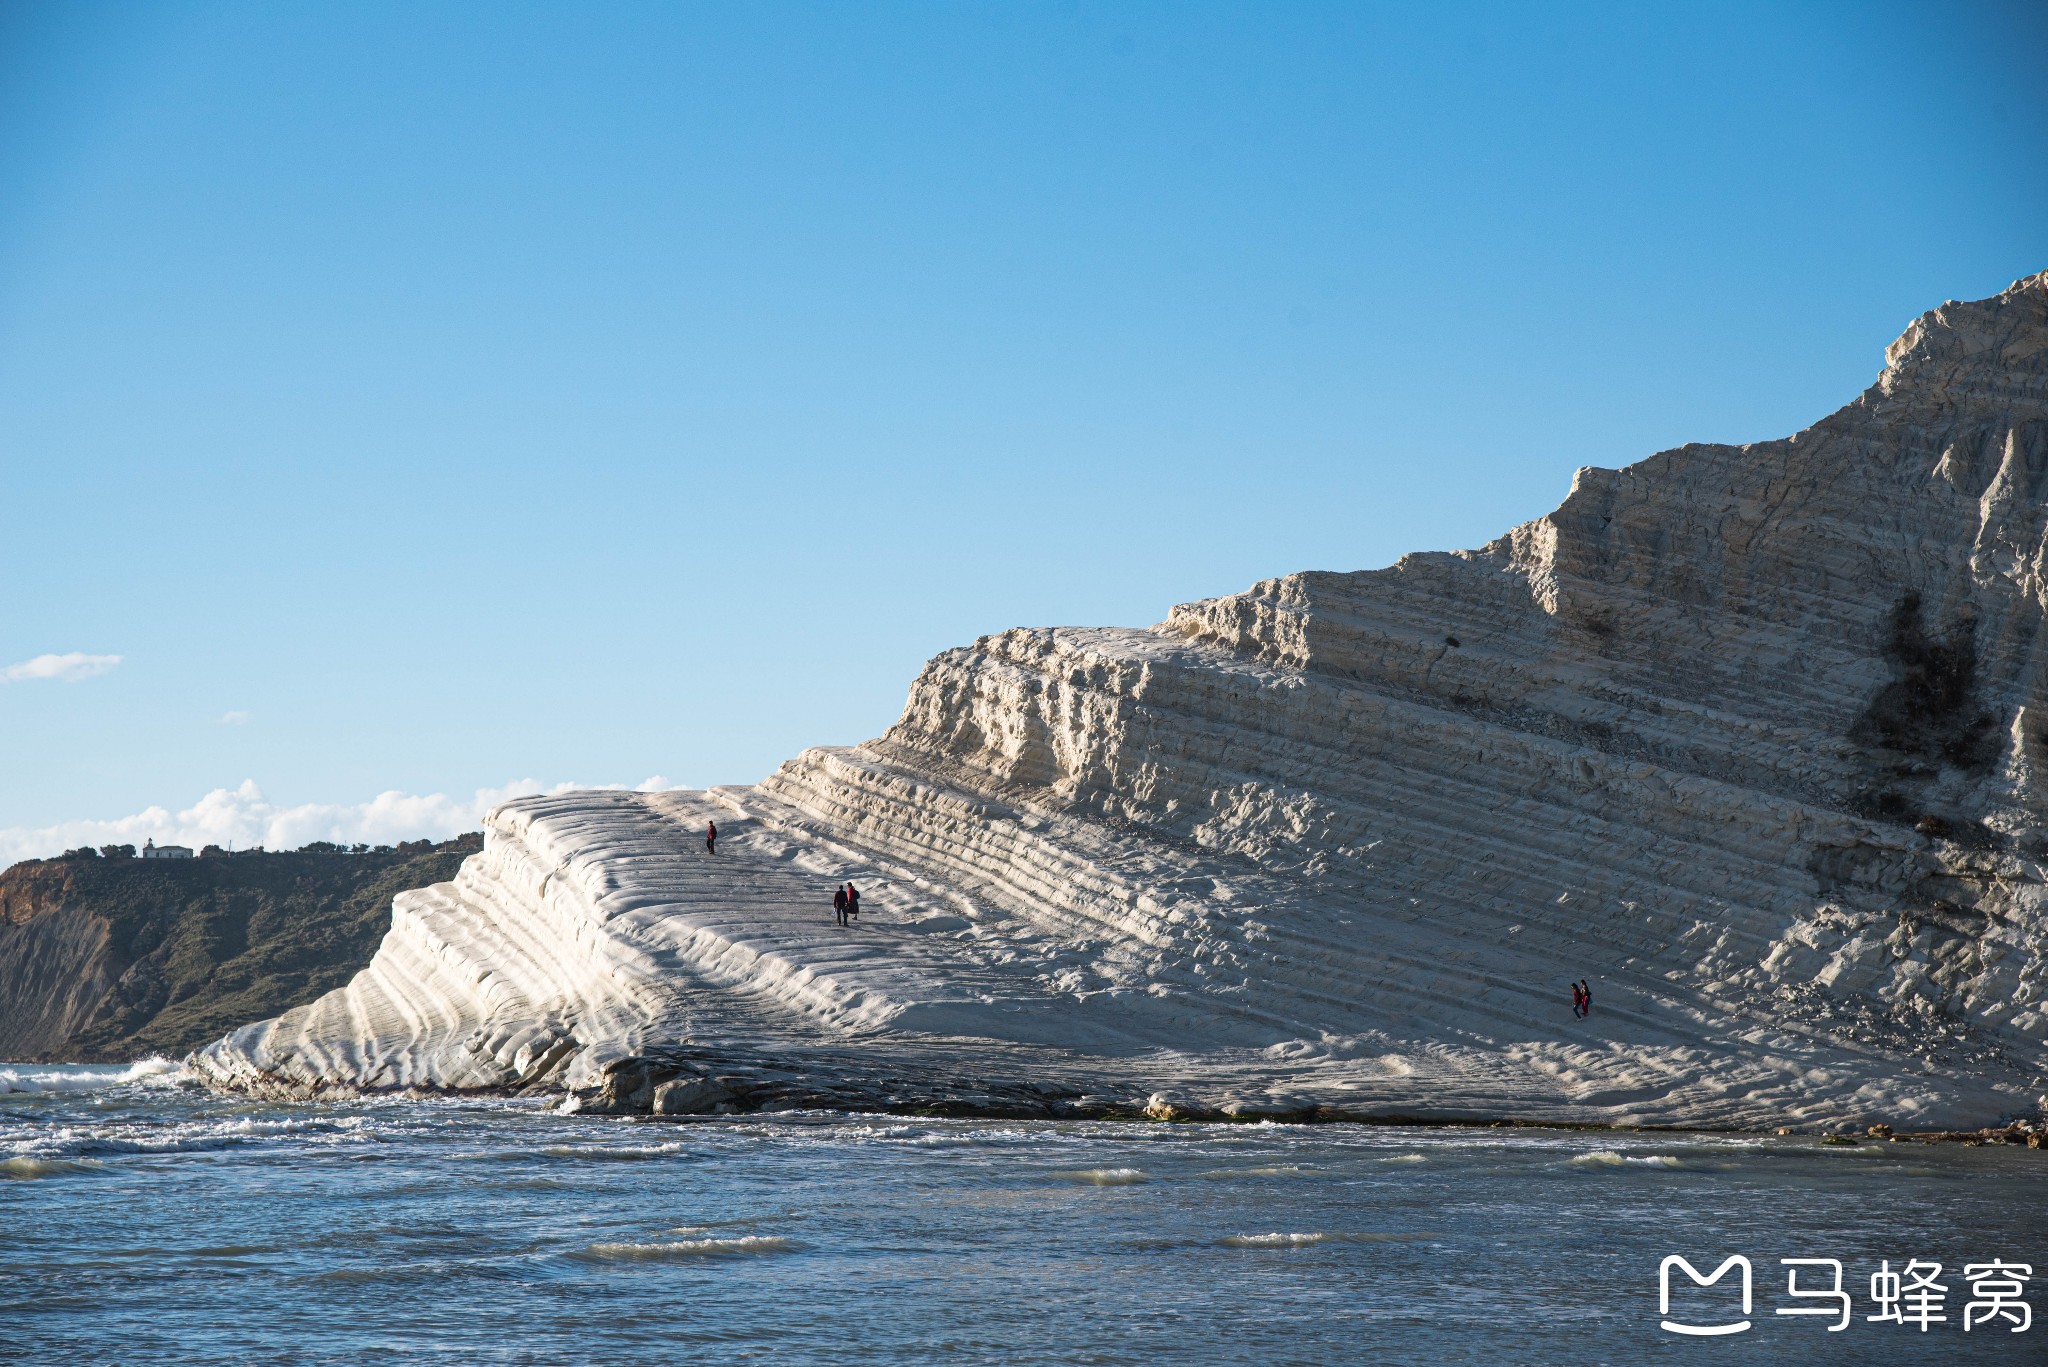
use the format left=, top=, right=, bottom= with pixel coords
left=2, top=0, right=2043, bottom=840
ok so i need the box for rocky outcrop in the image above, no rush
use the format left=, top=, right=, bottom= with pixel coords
left=193, top=274, right=2048, bottom=1130
left=0, top=837, right=480, bottom=1061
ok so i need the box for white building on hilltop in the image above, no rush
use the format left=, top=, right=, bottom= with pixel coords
left=141, top=838, right=193, bottom=860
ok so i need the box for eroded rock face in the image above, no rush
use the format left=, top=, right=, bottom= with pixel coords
left=192, top=274, right=2048, bottom=1130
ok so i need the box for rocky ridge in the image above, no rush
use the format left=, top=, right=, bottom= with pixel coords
left=0, top=837, right=481, bottom=1062
left=192, top=274, right=2048, bottom=1131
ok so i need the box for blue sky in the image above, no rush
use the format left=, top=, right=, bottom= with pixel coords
left=1, top=1, right=2043, bottom=854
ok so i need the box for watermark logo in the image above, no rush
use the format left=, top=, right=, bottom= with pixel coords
left=1661, top=1255, right=2032, bottom=1337
left=1659, top=1255, right=1751, bottom=1336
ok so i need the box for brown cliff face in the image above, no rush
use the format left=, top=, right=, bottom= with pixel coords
left=0, top=861, right=115, bottom=1058
left=0, top=837, right=479, bottom=1062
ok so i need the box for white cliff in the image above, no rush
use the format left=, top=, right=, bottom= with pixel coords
left=193, top=273, right=2048, bottom=1130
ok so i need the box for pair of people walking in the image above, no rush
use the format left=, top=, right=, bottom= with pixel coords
left=1571, top=978, right=1593, bottom=1018
left=833, top=882, right=861, bottom=927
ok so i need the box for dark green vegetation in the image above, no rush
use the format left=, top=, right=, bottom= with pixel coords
left=0, top=835, right=480, bottom=1062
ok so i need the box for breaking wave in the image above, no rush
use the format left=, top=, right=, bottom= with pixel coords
left=1568, top=1150, right=1684, bottom=1170
left=0, top=1058, right=184, bottom=1095
left=11, top=1113, right=369, bottom=1159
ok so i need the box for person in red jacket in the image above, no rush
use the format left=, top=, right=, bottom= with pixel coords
left=706, top=821, right=717, bottom=855
left=845, top=883, right=860, bottom=923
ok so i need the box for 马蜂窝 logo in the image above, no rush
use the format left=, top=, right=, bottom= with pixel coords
left=1659, top=1255, right=2031, bottom=1338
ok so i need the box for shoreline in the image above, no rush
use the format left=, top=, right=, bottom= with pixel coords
left=159, top=1051, right=2048, bottom=1148
left=11, top=1051, right=2041, bottom=1146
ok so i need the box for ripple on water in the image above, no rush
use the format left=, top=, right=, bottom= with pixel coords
left=1198, top=1164, right=1316, bottom=1179
left=1128, top=1230, right=1437, bottom=1252
left=1049, top=1167, right=1147, bottom=1185
left=540, top=1143, right=694, bottom=1162
left=0, top=1155, right=103, bottom=1179
left=314, top=1259, right=530, bottom=1286
left=1216, top=1231, right=1437, bottom=1249
left=1221, top=1232, right=1334, bottom=1249
left=579, top=1236, right=798, bottom=1262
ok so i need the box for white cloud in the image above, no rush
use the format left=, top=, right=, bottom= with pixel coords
left=220, top=710, right=251, bottom=724
left=2, top=652, right=123, bottom=683
left=0, top=776, right=684, bottom=866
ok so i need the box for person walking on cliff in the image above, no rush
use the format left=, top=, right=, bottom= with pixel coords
left=706, top=821, right=717, bottom=855
left=1571, top=981, right=1585, bottom=1019
left=833, top=884, right=848, bottom=927
left=845, top=882, right=861, bottom=924
left=1578, top=979, right=1592, bottom=1017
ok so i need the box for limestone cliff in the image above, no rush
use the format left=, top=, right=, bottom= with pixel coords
left=193, top=273, right=2048, bottom=1130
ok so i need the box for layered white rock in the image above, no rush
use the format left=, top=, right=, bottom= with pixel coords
left=194, top=273, right=2048, bottom=1129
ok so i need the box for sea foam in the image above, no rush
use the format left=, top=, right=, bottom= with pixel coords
left=1568, top=1150, right=1684, bottom=1170
left=0, top=1058, right=183, bottom=1095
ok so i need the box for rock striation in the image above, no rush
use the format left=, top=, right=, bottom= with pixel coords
left=194, top=274, right=2048, bottom=1130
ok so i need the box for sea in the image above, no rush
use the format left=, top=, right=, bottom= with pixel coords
left=2, top=1061, right=2044, bottom=1365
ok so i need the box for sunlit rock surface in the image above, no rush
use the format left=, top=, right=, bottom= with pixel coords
left=193, top=274, right=2048, bottom=1129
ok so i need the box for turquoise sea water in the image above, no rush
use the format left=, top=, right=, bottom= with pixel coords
left=3, top=1062, right=2045, bottom=1365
